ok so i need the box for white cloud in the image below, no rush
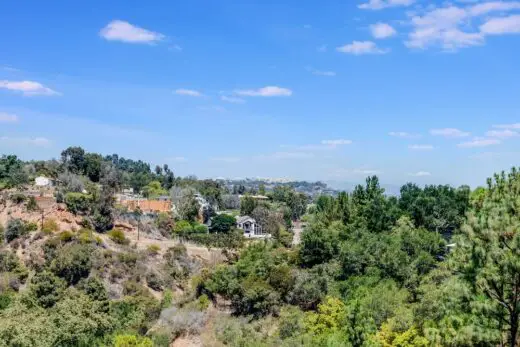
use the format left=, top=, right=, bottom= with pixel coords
left=359, top=0, right=414, bottom=10
left=409, top=144, right=434, bottom=150
left=210, top=157, right=241, bottom=163
left=409, top=171, right=431, bottom=177
left=337, top=41, right=389, bottom=55
left=0, top=112, right=18, bottom=123
left=100, top=20, right=164, bottom=44
left=458, top=138, right=501, bottom=148
left=0, top=80, right=60, bottom=96
left=174, top=89, right=203, bottom=97
left=405, top=2, right=520, bottom=51
left=370, top=23, right=397, bottom=39
left=306, top=67, right=336, bottom=76
left=0, top=136, right=51, bottom=147
left=486, top=129, right=518, bottom=138
left=169, top=44, right=183, bottom=52
left=221, top=96, right=246, bottom=104
left=481, top=15, right=520, bottom=35
left=389, top=131, right=421, bottom=138
left=493, top=123, right=520, bottom=129
left=235, top=86, right=292, bottom=97
left=430, top=128, right=470, bottom=138
left=321, top=139, right=353, bottom=146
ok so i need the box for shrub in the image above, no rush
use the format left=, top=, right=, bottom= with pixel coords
left=114, top=334, right=153, bottom=347
left=50, top=243, right=93, bottom=285
left=24, top=221, right=38, bottom=232
left=147, top=244, right=161, bottom=256
left=118, top=252, right=139, bottom=266
left=0, top=224, right=3, bottom=244
left=108, top=229, right=129, bottom=245
left=173, top=220, right=193, bottom=235
left=26, top=196, right=39, bottom=211
left=5, top=218, right=28, bottom=242
left=193, top=224, right=209, bottom=233
left=146, top=271, right=164, bottom=291
left=10, top=193, right=26, bottom=204
left=29, top=271, right=67, bottom=308
left=42, top=218, right=59, bottom=232
left=161, top=289, right=174, bottom=308
left=210, top=214, right=236, bottom=233
left=59, top=230, right=75, bottom=242
left=64, top=192, right=92, bottom=215
left=77, top=276, right=108, bottom=302
left=196, top=294, right=210, bottom=310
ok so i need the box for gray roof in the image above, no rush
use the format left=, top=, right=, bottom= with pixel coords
left=236, top=216, right=256, bottom=224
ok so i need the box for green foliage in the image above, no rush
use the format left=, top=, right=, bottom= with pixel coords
left=5, top=218, right=29, bottom=242
left=108, top=228, right=130, bottom=245
left=10, top=193, right=27, bottom=204
left=58, top=230, right=74, bottom=242
left=29, top=270, right=66, bottom=308
left=64, top=192, right=92, bottom=215
left=147, top=244, right=161, bottom=255
left=142, top=180, right=167, bottom=198
left=0, top=155, right=29, bottom=188
left=42, top=218, right=59, bottom=232
left=114, top=334, right=153, bottom=347
left=26, top=196, right=39, bottom=211
left=210, top=213, right=236, bottom=233
left=240, top=195, right=257, bottom=216
left=50, top=243, right=93, bottom=285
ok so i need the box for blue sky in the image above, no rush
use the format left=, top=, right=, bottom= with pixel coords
left=1, top=0, right=520, bottom=188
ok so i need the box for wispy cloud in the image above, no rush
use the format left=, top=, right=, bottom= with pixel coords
left=235, top=86, right=292, bottom=97
left=405, top=2, right=520, bottom=51
left=0, top=112, right=18, bottom=123
left=481, top=15, right=520, bottom=35
left=100, top=20, right=165, bottom=44
left=409, top=171, right=431, bottom=177
left=409, top=144, right=434, bottom=150
left=0, top=80, right=60, bottom=96
left=330, top=168, right=381, bottom=177
left=221, top=95, right=246, bottom=104
left=359, top=0, right=414, bottom=10
left=168, top=44, right=183, bottom=52
left=389, top=131, right=421, bottom=139
left=210, top=157, right=241, bottom=163
left=370, top=23, right=397, bottom=39
left=306, top=67, right=336, bottom=77
left=430, top=128, right=470, bottom=138
left=486, top=129, right=518, bottom=138
left=493, top=123, right=520, bottom=129
left=0, top=136, right=51, bottom=147
left=174, top=89, right=203, bottom=97
left=337, top=41, right=389, bottom=55
left=321, top=139, right=353, bottom=146
left=458, top=138, right=501, bottom=148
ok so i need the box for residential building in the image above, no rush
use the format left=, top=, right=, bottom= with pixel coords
left=236, top=215, right=269, bottom=238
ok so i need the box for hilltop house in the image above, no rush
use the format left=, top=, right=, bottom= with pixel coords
left=236, top=216, right=269, bottom=238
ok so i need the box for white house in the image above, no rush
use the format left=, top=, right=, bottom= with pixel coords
left=236, top=216, right=269, bottom=239
left=35, top=176, right=52, bottom=187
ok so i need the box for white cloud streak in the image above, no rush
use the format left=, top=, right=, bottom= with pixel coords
left=486, top=129, right=518, bottom=138
left=359, top=0, right=414, bottom=10
left=430, top=128, right=470, bottom=138
left=458, top=138, right=501, bottom=148
left=100, top=20, right=165, bottom=44
left=0, top=80, right=60, bottom=96
left=221, top=96, right=246, bottom=104
left=337, top=41, right=389, bottom=55
left=409, top=144, right=434, bottom=150
left=370, top=23, right=397, bottom=39
left=409, top=171, right=431, bottom=177
left=0, top=112, right=18, bottom=123
left=174, top=89, right=203, bottom=97
left=235, top=86, right=292, bottom=97
left=389, top=131, right=421, bottom=139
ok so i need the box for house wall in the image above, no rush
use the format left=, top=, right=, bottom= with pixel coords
left=122, top=199, right=172, bottom=213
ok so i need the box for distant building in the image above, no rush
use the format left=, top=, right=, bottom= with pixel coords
left=238, top=195, right=269, bottom=200
left=35, top=176, right=53, bottom=187
left=236, top=216, right=269, bottom=238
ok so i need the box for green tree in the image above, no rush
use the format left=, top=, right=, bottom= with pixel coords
left=210, top=214, right=236, bottom=233
left=240, top=195, right=257, bottom=216
left=453, top=169, right=520, bottom=347
left=4, top=218, right=28, bottom=242
left=29, top=271, right=67, bottom=308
